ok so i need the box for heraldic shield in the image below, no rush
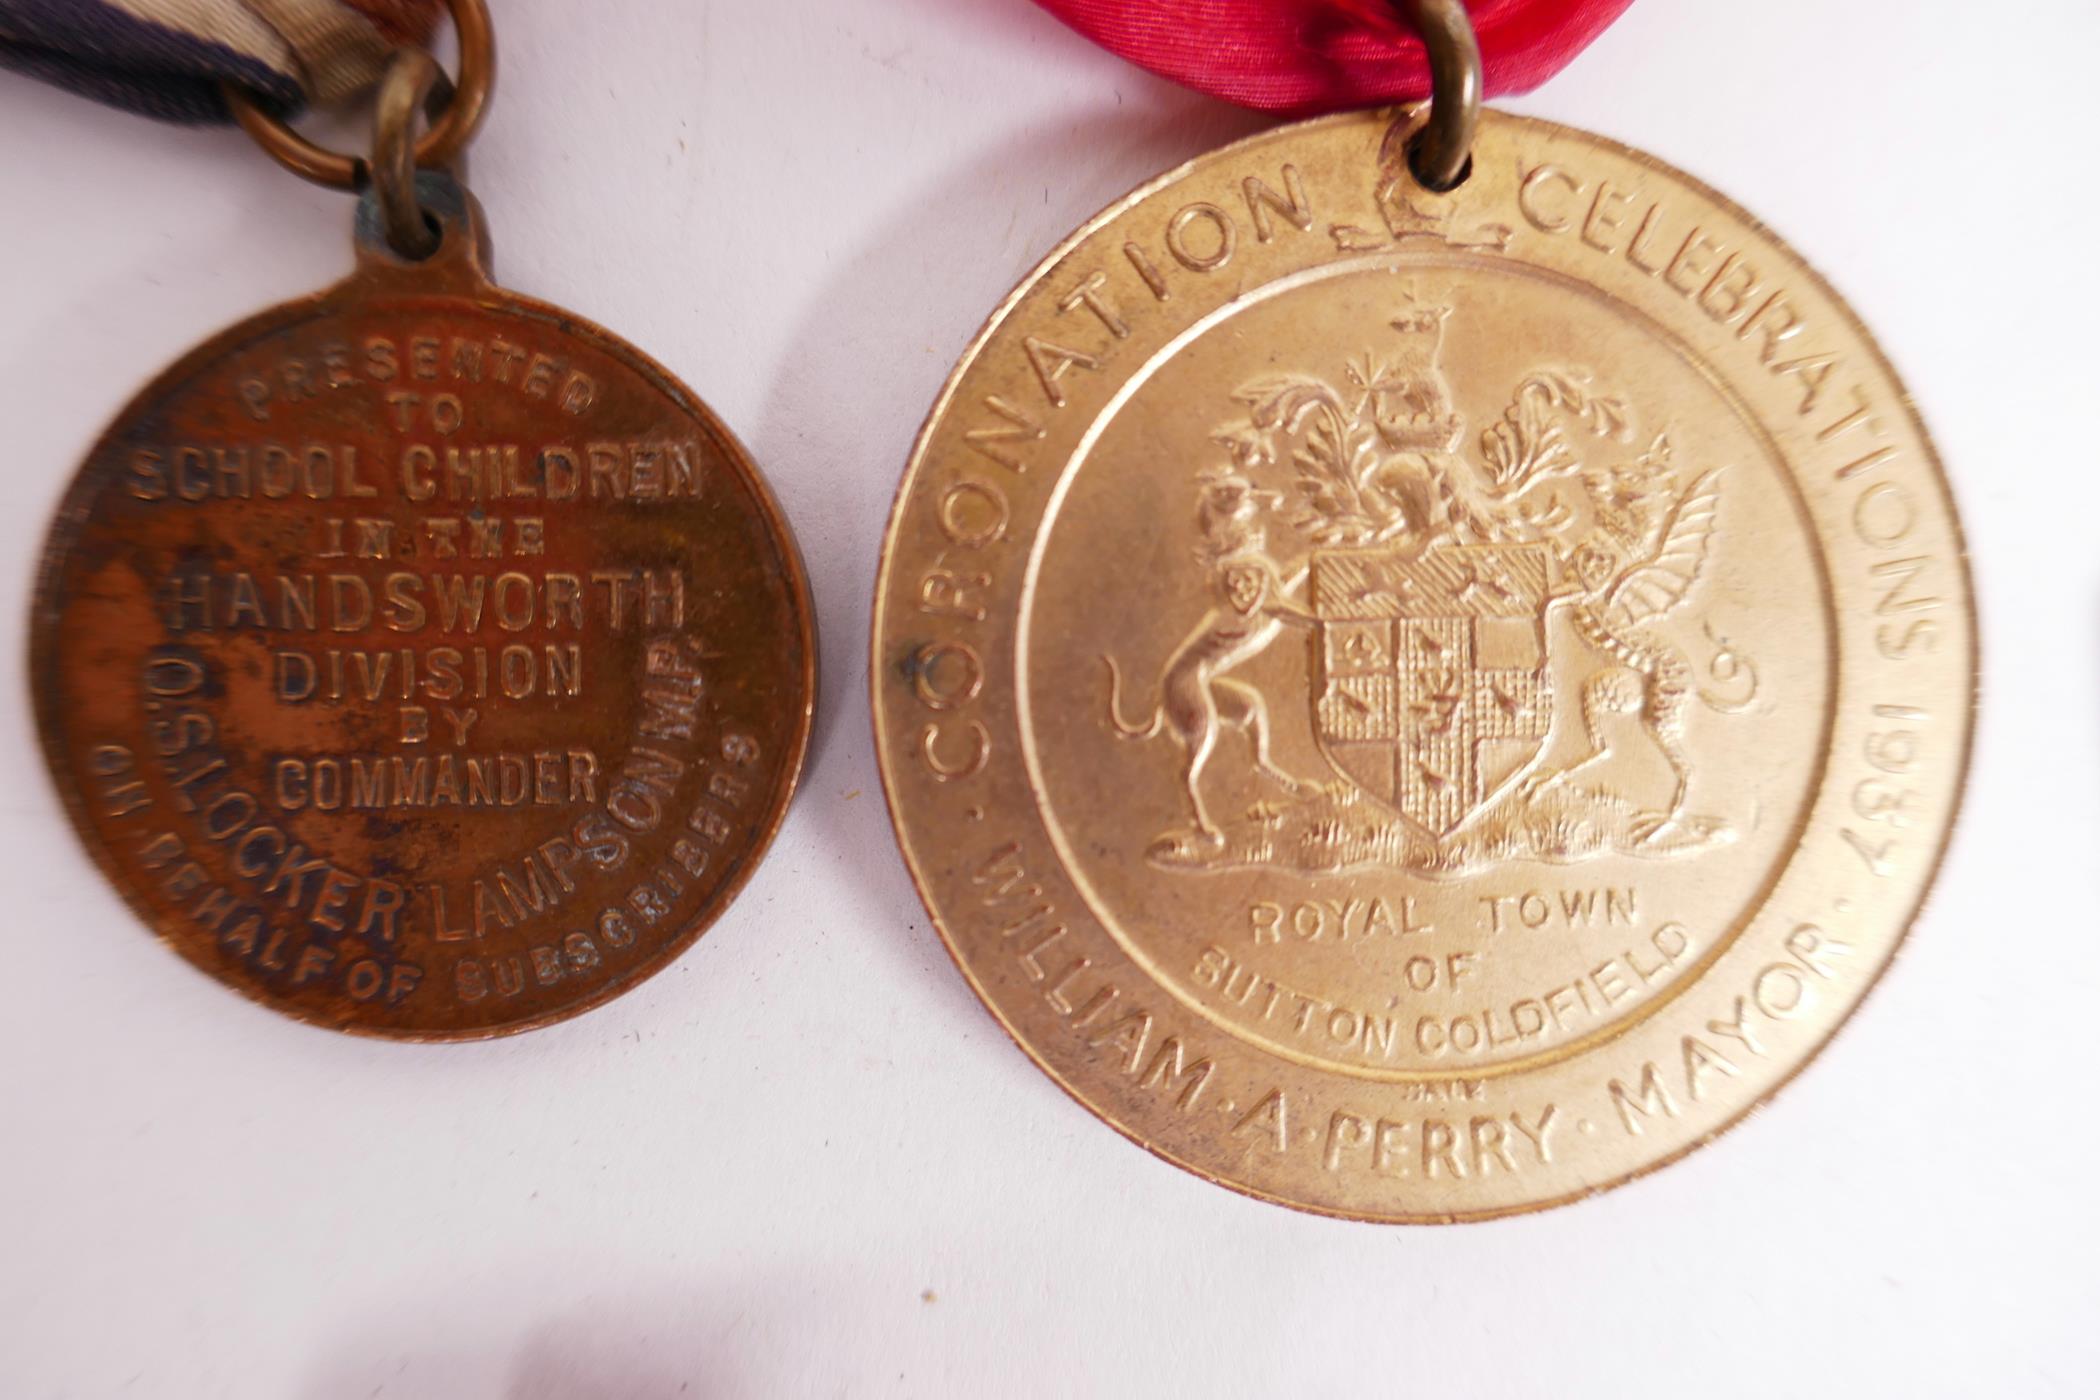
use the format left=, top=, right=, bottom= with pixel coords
left=1312, top=541, right=1554, bottom=837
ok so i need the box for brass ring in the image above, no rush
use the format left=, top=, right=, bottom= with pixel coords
left=1398, top=0, right=1482, bottom=191
left=372, top=50, right=453, bottom=258
left=221, top=0, right=492, bottom=189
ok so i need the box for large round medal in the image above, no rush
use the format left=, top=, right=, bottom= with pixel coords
left=873, top=109, right=1972, bottom=1219
left=32, top=182, right=815, bottom=1039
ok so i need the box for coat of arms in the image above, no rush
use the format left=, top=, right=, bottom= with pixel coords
left=1312, top=539, right=1553, bottom=837
left=1102, top=306, right=1754, bottom=875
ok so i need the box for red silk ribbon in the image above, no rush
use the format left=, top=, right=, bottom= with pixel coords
left=1033, top=0, right=1633, bottom=115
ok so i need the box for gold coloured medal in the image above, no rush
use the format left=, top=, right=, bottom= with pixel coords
left=871, top=12, right=1971, bottom=1218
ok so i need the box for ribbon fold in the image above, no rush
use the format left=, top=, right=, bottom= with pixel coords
left=1035, top=0, right=1633, bottom=115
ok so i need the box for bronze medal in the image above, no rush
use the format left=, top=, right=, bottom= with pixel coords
left=873, top=89, right=1972, bottom=1213
left=31, top=33, right=813, bottom=1039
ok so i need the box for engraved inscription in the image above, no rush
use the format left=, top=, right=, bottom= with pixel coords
left=37, top=265, right=812, bottom=1040
left=975, top=843, right=1216, bottom=1113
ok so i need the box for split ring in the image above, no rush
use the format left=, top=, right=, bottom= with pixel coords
left=222, top=0, right=492, bottom=190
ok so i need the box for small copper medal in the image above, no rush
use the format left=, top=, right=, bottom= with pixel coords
left=31, top=44, right=813, bottom=1038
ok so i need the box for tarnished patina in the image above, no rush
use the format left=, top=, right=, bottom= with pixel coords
left=32, top=180, right=814, bottom=1038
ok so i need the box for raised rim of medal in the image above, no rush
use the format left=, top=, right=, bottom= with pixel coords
left=30, top=276, right=818, bottom=1042
left=872, top=107, right=1978, bottom=1221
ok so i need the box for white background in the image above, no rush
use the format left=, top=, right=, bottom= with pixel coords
left=2, top=1, right=2093, bottom=1395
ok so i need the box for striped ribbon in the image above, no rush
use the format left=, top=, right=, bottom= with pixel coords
left=0, top=0, right=439, bottom=121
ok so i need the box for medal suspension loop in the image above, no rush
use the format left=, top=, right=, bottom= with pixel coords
left=1397, top=0, right=1481, bottom=191
left=218, top=0, right=491, bottom=260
